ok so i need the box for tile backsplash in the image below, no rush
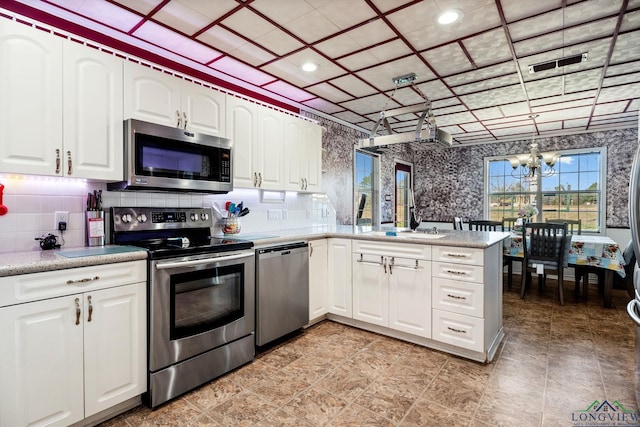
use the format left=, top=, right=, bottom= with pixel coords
left=0, top=176, right=336, bottom=253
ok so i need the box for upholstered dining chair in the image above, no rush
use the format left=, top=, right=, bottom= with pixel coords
left=453, top=217, right=464, bottom=230
left=521, top=222, right=568, bottom=305
left=502, top=217, right=521, bottom=290
left=468, top=220, right=502, bottom=231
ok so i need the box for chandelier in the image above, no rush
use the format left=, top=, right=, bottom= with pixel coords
left=508, top=115, right=560, bottom=179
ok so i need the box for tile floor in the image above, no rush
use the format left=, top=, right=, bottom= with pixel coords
left=101, top=279, right=638, bottom=426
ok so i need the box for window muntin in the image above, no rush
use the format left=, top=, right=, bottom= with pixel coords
left=486, top=148, right=605, bottom=232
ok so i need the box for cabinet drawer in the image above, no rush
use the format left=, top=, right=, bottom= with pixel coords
left=0, top=261, right=147, bottom=307
left=432, top=277, right=483, bottom=317
left=432, top=246, right=483, bottom=266
left=432, top=309, right=484, bottom=352
left=352, top=240, right=430, bottom=260
left=432, top=262, right=484, bottom=283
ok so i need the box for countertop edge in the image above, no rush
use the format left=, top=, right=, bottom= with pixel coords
left=0, top=248, right=148, bottom=277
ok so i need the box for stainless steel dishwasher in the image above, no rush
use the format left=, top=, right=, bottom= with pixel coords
left=256, top=242, right=309, bottom=346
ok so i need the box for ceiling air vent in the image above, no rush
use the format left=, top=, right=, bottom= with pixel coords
left=528, top=52, right=588, bottom=74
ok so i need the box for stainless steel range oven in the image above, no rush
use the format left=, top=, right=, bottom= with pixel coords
left=111, top=207, right=254, bottom=408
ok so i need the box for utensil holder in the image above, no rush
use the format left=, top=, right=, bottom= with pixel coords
left=86, top=211, right=105, bottom=246
left=220, top=217, right=241, bottom=235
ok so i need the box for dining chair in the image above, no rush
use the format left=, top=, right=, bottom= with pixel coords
left=453, top=217, right=464, bottom=230
left=501, top=217, right=521, bottom=290
left=468, top=220, right=502, bottom=231
left=521, top=222, right=568, bottom=305
left=545, top=218, right=582, bottom=235
left=546, top=218, right=583, bottom=288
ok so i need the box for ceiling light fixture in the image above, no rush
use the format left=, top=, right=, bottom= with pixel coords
left=358, top=73, right=452, bottom=150
left=508, top=115, right=560, bottom=179
left=301, top=62, right=319, bottom=72
left=438, top=9, right=462, bottom=25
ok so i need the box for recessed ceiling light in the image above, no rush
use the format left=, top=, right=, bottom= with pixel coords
left=437, top=9, right=463, bottom=25
left=301, top=62, right=319, bottom=72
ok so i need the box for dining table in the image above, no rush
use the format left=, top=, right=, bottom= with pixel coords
left=504, top=233, right=626, bottom=308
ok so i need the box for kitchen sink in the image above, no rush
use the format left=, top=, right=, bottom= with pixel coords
left=365, top=231, right=446, bottom=239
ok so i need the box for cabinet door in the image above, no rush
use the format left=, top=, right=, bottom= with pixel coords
left=226, top=97, right=258, bottom=188
left=257, top=105, right=284, bottom=189
left=0, top=296, right=84, bottom=427
left=388, top=257, right=431, bottom=338
left=63, top=41, right=123, bottom=180
left=303, top=121, right=323, bottom=192
left=352, top=253, right=388, bottom=326
left=327, top=238, right=352, bottom=317
left=124, top=61, right=181, bottom=127
left=284, top=115, right=305, bottom=191
left=181, top=80, right=225, bottom=136
left=84, top=283, right=146, bottom=416
left=0, top=19, right=62, bottom=176
left=308, top=239, right=328, bottom=321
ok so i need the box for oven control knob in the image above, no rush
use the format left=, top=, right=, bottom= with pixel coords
left=190, top=213, right=197, bottom=222
left=200, top=212, right=209, bottom=221
left=137, top=214, right=147, bottom=223
left=121, top=214, right=132, bottom=223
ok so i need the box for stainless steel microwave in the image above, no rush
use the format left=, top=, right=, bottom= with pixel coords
left=108, top=119, right=233, bottom=193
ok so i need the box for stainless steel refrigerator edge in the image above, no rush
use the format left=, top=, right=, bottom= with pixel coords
left=256, top=242, right=309, bottom=346
left=627, top=119, right=640, bottom=408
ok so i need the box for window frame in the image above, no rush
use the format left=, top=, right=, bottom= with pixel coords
left=354, top=149, right=380, bottom=226
left=484, top=146, right=607, bottom=234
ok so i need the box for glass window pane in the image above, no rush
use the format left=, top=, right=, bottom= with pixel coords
left=580, top=153, right=599, bottom=172
left=579, top=171, right=599, bottom=190
left=558, top=155, right=578, bottom=173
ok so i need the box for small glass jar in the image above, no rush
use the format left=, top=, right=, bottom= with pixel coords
left=220, top=217, right=241, bottom=235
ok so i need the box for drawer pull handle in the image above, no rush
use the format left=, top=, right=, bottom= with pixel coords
left=74, top=298, right=81, bottom=325
left=356, top=254, right=385, bottom=268
left=87, top=295, right=93, bottom=322
left=445, top=253, right=467, bottom=258
left=447, top=326, right=467, bottom=334
left=446, top=270, right=467, bottom=275
left=447, top=294, right=466, bottom=300
left=67, top=276, right=100, bottom=285
left=67, top=151, right=72, bottom=175
left=55, top=149, right=61, bottom=174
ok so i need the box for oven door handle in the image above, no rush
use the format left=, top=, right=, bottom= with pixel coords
left=155, top=252, right=253, bottom=270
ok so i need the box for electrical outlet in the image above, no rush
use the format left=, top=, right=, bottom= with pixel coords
left=267, top=209, right=282, bottom=221
left=54, top=211, right=69, bottom=230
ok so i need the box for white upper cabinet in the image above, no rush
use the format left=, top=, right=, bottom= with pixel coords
left=257, top=105, right=285, bottom=190
left=124, top=61, right=225, bottom=136
left=284, top=115, right=322, bottom=192
left=63, top=40, right=123, bottom=180
left=226, top=96, right=258, bottom=188
left=0, top=20, right=123, bottom=180
left=0, top=19, right=63, bottom=176
left=226, top=97, right=284, bottom=190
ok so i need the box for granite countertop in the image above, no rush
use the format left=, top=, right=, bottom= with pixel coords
left=225, top=225, right=510, bottom=249
left=0, top=226, right=508, bottom=278
left=0, top=245, right=148, bottom=277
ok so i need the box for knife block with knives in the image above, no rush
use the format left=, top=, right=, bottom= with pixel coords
left=86, top=190, right=104, bottom=247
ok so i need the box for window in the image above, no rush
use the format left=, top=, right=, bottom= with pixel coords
left=486, top=147, right=606, bottom=232
left=395, top=162, right=412, bottom=227
left=355, top=150, right=379, bottom=226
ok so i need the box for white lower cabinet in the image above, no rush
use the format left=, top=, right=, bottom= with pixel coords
left=0, top=261, right=147, bottom=427
left=308, top=239, right=328, bottom=322
left=327, top=238, right=352, bottom=317
left=352, top=240, right=431, bottom=338
left=430, top=245, right=502, bottom=355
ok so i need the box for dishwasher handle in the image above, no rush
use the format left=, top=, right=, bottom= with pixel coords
left=257, top=242, right=308, bottom=255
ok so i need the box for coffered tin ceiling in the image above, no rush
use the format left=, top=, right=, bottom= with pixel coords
left=2, top=0, right=639, bottom=146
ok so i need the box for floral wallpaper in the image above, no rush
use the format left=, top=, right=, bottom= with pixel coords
left=308, top=110, right=637, bottom=229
